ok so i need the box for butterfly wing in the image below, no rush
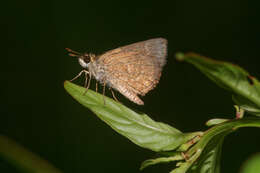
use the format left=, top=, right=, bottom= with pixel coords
left=97, top=38, right=167, bottom=104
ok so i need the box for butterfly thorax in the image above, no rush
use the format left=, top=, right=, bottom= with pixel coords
left=88, top=58, right=108, bottom=85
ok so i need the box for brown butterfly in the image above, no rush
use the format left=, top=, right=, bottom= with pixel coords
left=66, top=38, right=167, bottom=105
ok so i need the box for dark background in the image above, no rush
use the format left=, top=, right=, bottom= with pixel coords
left=1, top=0, right=260, bottom=172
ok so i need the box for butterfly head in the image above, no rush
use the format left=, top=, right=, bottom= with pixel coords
left=66, top=48, right=96, bottom=68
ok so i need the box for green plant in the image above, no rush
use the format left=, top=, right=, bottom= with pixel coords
left=64, top=53, right=260, bottom=173
left=0, top=135, right=62, bottom=173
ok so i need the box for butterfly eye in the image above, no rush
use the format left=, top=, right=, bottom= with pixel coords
left=82, top=53, right=91, bottom=64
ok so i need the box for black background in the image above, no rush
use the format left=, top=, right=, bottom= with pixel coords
left=1, top=0, right=260, bottom=172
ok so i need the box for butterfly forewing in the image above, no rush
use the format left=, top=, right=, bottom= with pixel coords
left=99, top=38, right=167, bottom=67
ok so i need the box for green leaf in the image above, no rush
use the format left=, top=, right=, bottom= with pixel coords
left=206, top=118, right=229, bottom=126
left=170, top=118, right=260, bottom=173
left=188, top=132, right=227, bottom=173
left=240, top=153, right=260, bottom=173
left=233, top=95, right=260, bottom=116
left=140, top=152, right=183, bottom=170
left=170, top=161, right=191, bottom=173
left=176, top=53, right=260, bottom=116
left=64, top=81, right=189, bottom=152
left=0, top=135, right=62, bottom=173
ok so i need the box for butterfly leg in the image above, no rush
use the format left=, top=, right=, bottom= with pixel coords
left=102, top=82, right=106, bottom=105
left=110, top=88, right=120, bottom=103
left=83, top=72, right=92, bottom=95
left=70, top=70, right=89, bottom=82
left=96, top=82, right=98, bottom=93
left=83, top=73, right=89, bottom=88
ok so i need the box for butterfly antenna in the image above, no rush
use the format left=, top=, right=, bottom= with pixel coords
left=65, top=48, right=82, bottom=57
